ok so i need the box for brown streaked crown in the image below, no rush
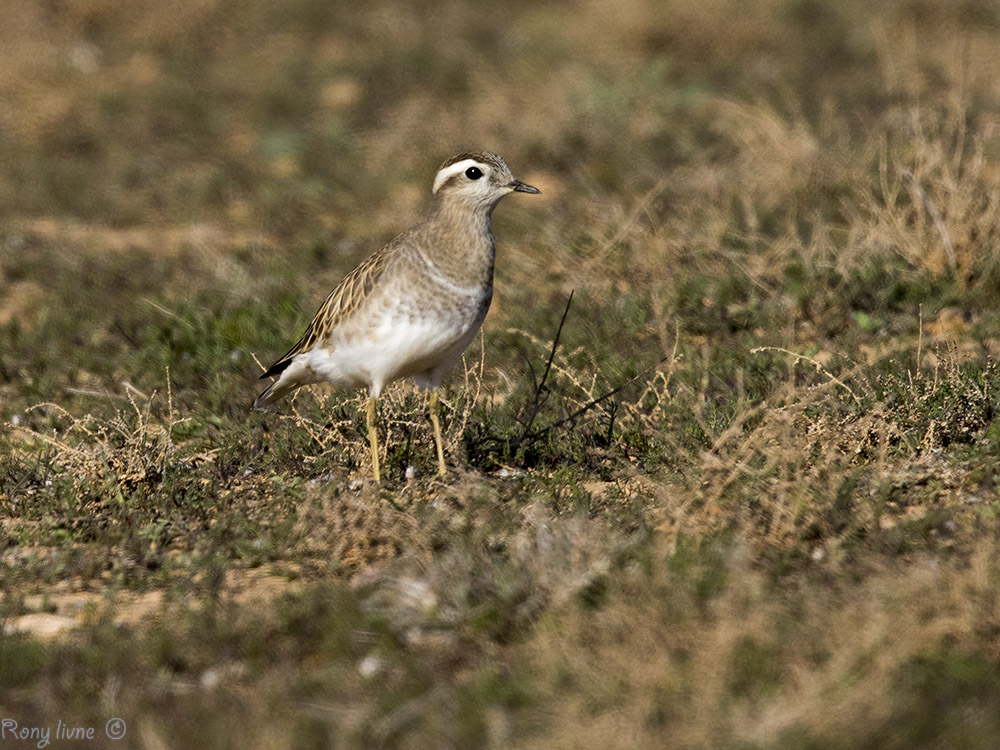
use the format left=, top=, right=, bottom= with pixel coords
left=437, top=151, right=510, bottom=173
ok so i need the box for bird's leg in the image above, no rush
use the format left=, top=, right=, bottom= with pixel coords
left=366, top=395, right=381, bottom=484
left=429, top=390, right=447, bottom=477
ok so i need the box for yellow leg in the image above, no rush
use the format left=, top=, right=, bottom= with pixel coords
left=366, top=396, right=381, bottom=484
left=429, top=390, right=447, bottom=477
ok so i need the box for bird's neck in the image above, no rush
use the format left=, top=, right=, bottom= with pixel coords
left=420, top=201, right=497, bottom=289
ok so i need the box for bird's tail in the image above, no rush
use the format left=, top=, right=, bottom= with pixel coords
left=254, top=380, right=292, bottom=410
left=253, top=362, right=306, bottom=409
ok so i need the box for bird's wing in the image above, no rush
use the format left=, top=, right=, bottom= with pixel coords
left=259, top=245, right=395, bottom=380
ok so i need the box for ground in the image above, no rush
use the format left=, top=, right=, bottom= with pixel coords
left=2, top=0, right=1000, bottom=747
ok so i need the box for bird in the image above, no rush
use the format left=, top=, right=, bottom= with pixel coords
left=254, top=151, right=540, bottom=483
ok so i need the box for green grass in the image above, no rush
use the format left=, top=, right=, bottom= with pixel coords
left=3, top=0, right=1000, bottom=747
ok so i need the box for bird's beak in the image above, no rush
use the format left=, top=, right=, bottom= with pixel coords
left=509, top=180, right=541, bottom=194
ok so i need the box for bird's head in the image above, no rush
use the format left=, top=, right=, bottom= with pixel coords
left=431, top=151, right=540, bottom=211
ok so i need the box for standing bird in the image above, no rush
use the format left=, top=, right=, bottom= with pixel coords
left=254, top=151, right=540, bottom=482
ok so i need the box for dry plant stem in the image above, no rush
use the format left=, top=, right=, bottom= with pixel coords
left=526, top=355, right=670, bottom=442
left=452, top=331, right=487, bottom=451
left=750, top=346, right=862, bottom=404
left=519, top=290, right=574, bottom=441
left=898, top=167, right=956, bottom=273
left=582, top=174, right=672, bottom=277
left=510, top=292, right=671, bottom=447
left=917, top=304, right=923, bottom=372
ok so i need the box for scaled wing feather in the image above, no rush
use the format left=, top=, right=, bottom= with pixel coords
left=259, top=248, right=392, bottom=380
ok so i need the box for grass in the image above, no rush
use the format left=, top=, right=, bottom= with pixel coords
left=3, top=0, right=1000, bottom=747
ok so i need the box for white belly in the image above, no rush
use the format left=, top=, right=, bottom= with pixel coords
left=305, top=294, right=488, bottom=396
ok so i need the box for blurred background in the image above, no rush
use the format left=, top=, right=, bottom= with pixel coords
left=3, top=0, right=1000, bottom=748
left=3, top=0, right=1000, bottom=335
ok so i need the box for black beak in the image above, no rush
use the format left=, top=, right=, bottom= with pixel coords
left=509, top=180, right=541, bottom=194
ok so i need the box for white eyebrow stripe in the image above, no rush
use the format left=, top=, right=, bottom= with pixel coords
left=432, top=159, right=486, bottom=193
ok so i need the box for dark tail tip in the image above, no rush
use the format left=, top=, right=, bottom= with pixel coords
left=253, top=382, right=276, bottom=410
left=259, top=358, right=292, bottom=380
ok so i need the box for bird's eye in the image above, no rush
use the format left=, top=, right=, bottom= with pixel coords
left=465, top=166, right=483, bottom=180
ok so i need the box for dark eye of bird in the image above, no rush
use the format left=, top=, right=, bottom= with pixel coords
left=465, top=166, right=483, bottom=180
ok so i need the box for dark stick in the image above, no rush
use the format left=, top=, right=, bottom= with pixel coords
left=519, top=291, right=574, bottom=440
left=525, top=354, right=669, bottom=442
